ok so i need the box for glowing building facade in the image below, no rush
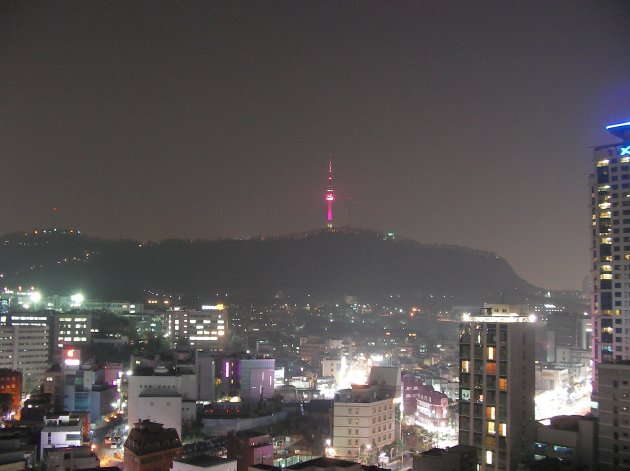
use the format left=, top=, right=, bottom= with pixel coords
left=166, top=306, right=227, bottom=351
left=591, top=121, right=630, bottom=402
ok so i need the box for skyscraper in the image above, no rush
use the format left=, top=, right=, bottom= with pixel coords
left=458, top=304, right=536, bottom=471
left=591, top=121, right=630, bottom=403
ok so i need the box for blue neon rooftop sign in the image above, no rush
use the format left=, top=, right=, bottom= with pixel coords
left=606, top=121, right=630, bottom=130
left=620, top=145, right=630, bottom=156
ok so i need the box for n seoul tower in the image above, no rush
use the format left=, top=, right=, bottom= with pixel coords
left=324, top=160, right=335, bottom=229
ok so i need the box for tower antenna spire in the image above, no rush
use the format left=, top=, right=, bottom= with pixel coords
left=324, top=158, right=335, bottom=229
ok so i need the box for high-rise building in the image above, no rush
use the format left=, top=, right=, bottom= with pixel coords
left=0, top=325, right=49, bottom=393
left=458, top=304, right=536, bottom=470
left=597, top=362, right=630, bottom=470
left=591, top=121, right=630, bottom=404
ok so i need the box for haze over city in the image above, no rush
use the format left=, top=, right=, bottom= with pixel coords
left=5, top=3, right=630, bottom=471
left=3, top=2, right=630, bottom=289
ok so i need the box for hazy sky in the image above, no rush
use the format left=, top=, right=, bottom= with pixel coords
left=2, top=1, right=630, bottom=290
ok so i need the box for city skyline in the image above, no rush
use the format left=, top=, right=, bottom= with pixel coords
left=2, top=2, right=630, bottom=291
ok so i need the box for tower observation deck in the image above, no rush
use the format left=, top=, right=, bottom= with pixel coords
left=324, top=160, right=335, bottom=229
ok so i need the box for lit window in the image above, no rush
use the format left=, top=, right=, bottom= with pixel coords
left=461, top=360, right=470, bottom=373
left=499, top=423, right=507, bottom=437
left=598, top=160, right=610, bottom=167
left=486, top=362, right=496, bottom=374
left=487, top=421, right=495, bottom=435
left=486, top=406, right=495, bottom=420
left=486, top=450, right=493, bottom=464
left=499, top=377, right=508, bottom=391
left=488, top=347, right=495, bottom=360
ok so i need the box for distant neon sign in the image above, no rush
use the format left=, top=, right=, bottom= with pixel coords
left=620, top=146, right=630, bottom=156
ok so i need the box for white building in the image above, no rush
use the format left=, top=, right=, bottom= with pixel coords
left=0, top=325, right=49, bottom=392
left=138, top=391, right=182, bottom=438
left=40, top=415, right=86, bottom=459
left=322, top=358, right=343, bottom=383
left=332, top=386, right=396, bottom=460
left=127, top=370, right=197, bottom=439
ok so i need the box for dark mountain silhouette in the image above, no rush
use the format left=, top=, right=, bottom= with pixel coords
left=0, top=228, right=542, bottom=306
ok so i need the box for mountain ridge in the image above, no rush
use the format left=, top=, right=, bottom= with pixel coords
left=0, top=227, right=543, bottom=307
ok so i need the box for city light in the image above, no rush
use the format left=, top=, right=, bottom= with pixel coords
left=70, top=293, right=84, bottom=307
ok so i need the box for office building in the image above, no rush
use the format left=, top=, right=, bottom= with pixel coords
left=591, top=121, right=630, bottom=400
left=598, top=362, right=630, bottom=470
left=0, top=325, right=49, bottom=392
left=166, top=306, right=227, bottom=351
left=458, top=304, right=536, bottom=470
left=52, top=312, right=92, bottom=348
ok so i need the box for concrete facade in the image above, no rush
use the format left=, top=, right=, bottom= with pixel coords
left=458, top=305, right=536, bottom=470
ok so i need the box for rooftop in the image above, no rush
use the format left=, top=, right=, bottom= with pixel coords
left=124, top=420, right=181, bottom=456
left=175, top=455, right=236, bottom=468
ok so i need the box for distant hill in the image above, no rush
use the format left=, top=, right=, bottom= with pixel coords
left=0, top=228, right=542, bottom=307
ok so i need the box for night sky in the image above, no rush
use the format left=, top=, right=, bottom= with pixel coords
left=2, top=2, right=630, bottom=290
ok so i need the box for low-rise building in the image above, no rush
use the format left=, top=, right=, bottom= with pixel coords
left=227, top=431, right=274, bottom=471
left=415, top=385, right=449, bottom=429
left=534, top=415, right=597, bottom=470
left=43, top=446, right=99, bottom=471
left=0, top=369, right=22, bottom=419
left=39, top=414, right=88, bottom=460
left=124, top=420, right=182, bottom=471
left=413, top=445, right=477, bottom=471
left=173, top=455, right=237, bottom=471
left=332, top=385, right=396, bottom=460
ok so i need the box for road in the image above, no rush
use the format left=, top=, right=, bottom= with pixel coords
left=92, top=414, right=125, bottom=468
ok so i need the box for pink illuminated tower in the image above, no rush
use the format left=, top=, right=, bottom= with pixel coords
left=324, top=160, right=335, bottom=229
